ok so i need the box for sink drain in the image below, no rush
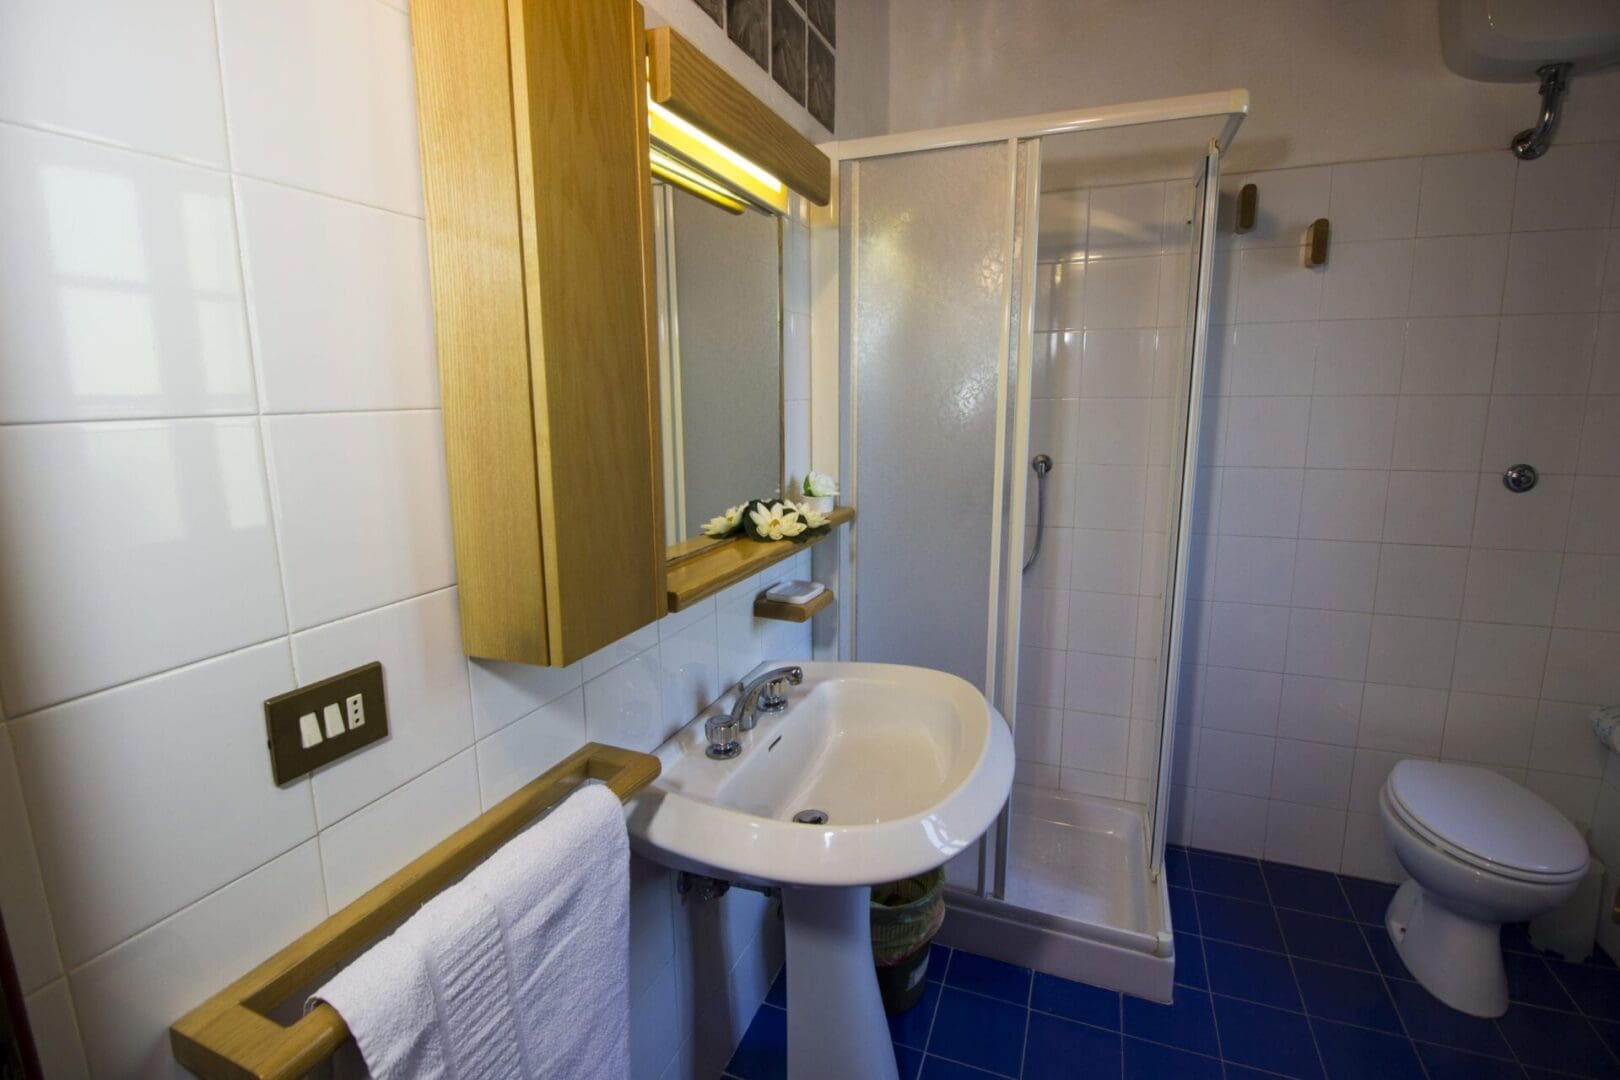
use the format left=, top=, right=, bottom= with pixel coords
left=793, top=808, right=829, bottom=825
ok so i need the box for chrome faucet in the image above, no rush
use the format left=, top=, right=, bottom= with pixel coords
left=703, top=664, right=805, bottom=759
left=731, top=665, right=804, bottom=732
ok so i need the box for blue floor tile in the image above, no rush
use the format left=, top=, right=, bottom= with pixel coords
left=1551, top=958, right=1620, bottom=1021
left=1204, top=939, right=1302, bottom=1010
left=1022, top=1010, right=1120, bottom=1080
left=1385, top=977, right=1512, bottom=1058
left=1030, top=971, right=1119, bottom=1029
left=1168, top=885, right=1199, bottom=933
left=1196, top=893, right=1285, bottom=951
left=1293, top=958, right=1402, bottom=1033
left=919, top=1056, right=1002, bottom=1080
left=725, top=1003, right=787, bottom=1080
left=1122, top=1037, right=1221, bottom=1080
left=1122, top=986, right=1218, bottom=1056
left=1360, top=923, right=1414, bottom=981
left=944, top=951, right=1032, bottom=1004
left=1264, top=864, right=1353, bottom=920
left=926, top=943, right=952, bottom=982
left=1164, top=845, right=1192, bottom=888
left=1188, top=850, right=1268, bottom=902
left=1504, top=950, right=1578, bottom=1011
left=1172, top=932, right=1206, bottom=990
left=765, top=968, right=785, bottom=1008
left=1213, top=996, right=1324, bottom=1079
left=1497, top=1002, right=1619, bottom=1077
left=1414, top=1043, right=1528, bottom=1080
left=889, top=978, right=943, bottom=1050
left=1311, top=1018, right=1424, bottom=1080
left=895, top=1043, right=925, bottom=1080
left=926, top=987, right=1027, bottom=1077
left=1277, top=909, right=1375, bottom=971
left=1595, top=1017, right=1620, bottom=1059
left=1501, top=921, right=1542, bottom=955
left=1336, top=876, right=1395, bottom=926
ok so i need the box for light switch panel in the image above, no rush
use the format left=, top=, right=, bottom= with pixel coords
left=265, top=662, right=388, bottom=786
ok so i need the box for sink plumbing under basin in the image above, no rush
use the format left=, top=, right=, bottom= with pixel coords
left=627, top=660, right=1015, bottom=1080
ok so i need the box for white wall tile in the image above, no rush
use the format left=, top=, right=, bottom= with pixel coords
left=1416, top=152, right=1516, bottom=238
left=215, top=0, right=422, bottom=214
left=1087, top=183, right=1165, bottom=258
left=1442, top=692, right=1536, bottom=768
left=1568, top=476, right=1620, bottom=554
left=1270, top=738, right=1354, bottom=808
left=1216, top=467, right=1302, bottom=537
left=1329, top=159, right=1421, bottom=241
left=1472, top=472, right=1573, bottom=551
left=1401, top=316, right=1499, bottom=394
left=318, top=749, right=480, bottom=909
left=0, top=126, right=255, bottom=424
left=1015, top=705, right=1063, bottom=765
left=1530, top=700, right=1609, bottom=778
left=1502, top=230, right=1610, bottom=314
left=1080, top=328, right=1157, bottom=397
left=1350, top=746, right=1419, bottom=813
left=1555, top=553, right=1620, bottom=632
left=1225, top=166, right=1331, bottom=249
left=1525, top=771, right=1601, bottom=831
left=1218, top=396, right=1311, bottom=467
left=1462, top=548, right=1562, bottom=625
left=1480, top=395, right=1587, bottom=474
left=1579, top=395, right=1620, bottom=474
left=1068, top=591, right=1136, bottom=657
left=1313, top=319, right=1406, bottom=395
left=659, top=615, right=722, bottom=735
left=1213, top=535, right=1296, bottom=606
left=1198, top=729, right=1275, bottom=797
left=1298, top=469, right=1388, bottom=541
left=1221, top=322, right=1318, bottom=397
left=1365, top=614, right=1457, bottom=689
left=68, top=842, right=326, bottom=1076
left=0, top=419, right=286, bottom=715
left=1382, top=470, right=1477, bottom=546
left=1064, top=652, right=1135, bottom=718
left=1264, top=802, right=1346, bottom=872
left=1061, top=711, right=1129, bottom=774
left=1543, top=628, right=1620, bottom=705
left=1596, top=315, right=1620, bottom=393
left=1206, top=602, right=1290, bottom=673
left=0, top=0, right=228, bottom=166
left=1391, top=396, right=1488, bottom=471
left=1340, top=811, right=1402, bottom=882
left=1511, top=143, right=1620, bottom=232
left=1373, top=544, right=1467, bottom=619
left=1199, top=666, right=1282, bottom=736
left=1319, top=243, right=1413, bottom=320
left=24, top=978, right=88, bottom=1080
left=584, top=647, right=668, bottom=753
left=1452, top=621, right=1549, bottom=698
left=1291, top=539, right=1379, bottom=612
left=0, top=733, right=61, bottom=993
left=1306, top=396, right=1397, bottom=468
left=1358, top=682, right=1448, bottom=756
left=1409, top=235, right=1508, bottom=316
left=11, top=641, right=314, bottom=966
left=297, top=588, right=475, bottom=826
left=1284, top=608, right=1372, bottom=681
left=1277, top=674, right=1362, bottom=746
left=237, top=178, right=437, bottom=413
left=264, top=411, right=456, bottom=629
left=475, top=689, right=588, bottom=807
left=1236, top=245, right=1322, bottom=323
left=1493, top=314, right=1598, bottom=395
left=1191, top=788, right=1269, bottom=857
left=467, top=657, right=583, bottom=740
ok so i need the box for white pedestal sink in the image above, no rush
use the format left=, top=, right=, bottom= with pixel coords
left=626, top=661, right=1014, bottom=1080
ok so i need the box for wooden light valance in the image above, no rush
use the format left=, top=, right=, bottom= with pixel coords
left=646, top=25, right=832, bottom=206
left=170, top=743, right=660, bottom=1079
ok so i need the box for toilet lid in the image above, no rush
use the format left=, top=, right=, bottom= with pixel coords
left=1386, top=761, right=1588, bottom=878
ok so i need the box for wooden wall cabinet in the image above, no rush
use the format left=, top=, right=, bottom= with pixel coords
left=409, top=0, right=665, bottom=666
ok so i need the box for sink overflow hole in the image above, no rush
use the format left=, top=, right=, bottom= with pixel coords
left=767, top=735, right=783, bottom=752
left=793, top=809, right=828, bottom=825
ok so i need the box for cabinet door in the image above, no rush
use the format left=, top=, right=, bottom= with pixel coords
left=412, top=0, right=665, bottom=666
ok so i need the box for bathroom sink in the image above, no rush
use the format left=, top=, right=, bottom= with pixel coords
left=627, top=660, right=1014, bottom=888
left=627, top=660, right=1013, bottom=1080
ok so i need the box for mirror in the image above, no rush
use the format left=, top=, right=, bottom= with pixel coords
left=652, top=180, right=784, bottom=546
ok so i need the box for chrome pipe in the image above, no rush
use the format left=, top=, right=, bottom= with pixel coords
left=1021, top=454, right=1053, bottom=574
left=1512, top=62, right=1572, bottom=161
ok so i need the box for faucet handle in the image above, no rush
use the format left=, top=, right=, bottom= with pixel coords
left=704, top=714, right=741, bottom=759
left=757, top=666, right=804, bottom=713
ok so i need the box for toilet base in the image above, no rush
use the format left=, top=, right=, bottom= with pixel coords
left=1385, top=879, right=1508, bottom=1018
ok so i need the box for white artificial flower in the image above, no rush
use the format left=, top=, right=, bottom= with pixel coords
left=803, top=470, right=839, bottom=498
left=700, top=503, right=746, bottom=538
left=794, top=501, right=829, bottom=529
left=750, top=501, right=803, bottom=540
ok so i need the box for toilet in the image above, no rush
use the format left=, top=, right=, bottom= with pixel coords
left=1378, top=760, right=1590, bottom=1018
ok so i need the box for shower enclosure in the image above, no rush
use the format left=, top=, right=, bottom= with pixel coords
left=826, top=93, right=1245, bottom=999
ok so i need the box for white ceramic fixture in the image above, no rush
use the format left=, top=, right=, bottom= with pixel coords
left=628, top=661, right=1014, bottom=1080
left=1378, top=759, right=1590, bottom=1017
left=1439, top=0, right=1620, bottom=80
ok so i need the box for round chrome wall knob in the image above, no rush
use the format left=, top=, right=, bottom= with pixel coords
left=1502, top=464, right=1538, bottom=493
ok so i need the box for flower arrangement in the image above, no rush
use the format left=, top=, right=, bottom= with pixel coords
left=700, top=498, right=832, bottom=543
left=800, top=471, right=839, bottom=514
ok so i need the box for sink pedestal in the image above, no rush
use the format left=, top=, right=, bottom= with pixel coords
left=781, top=886, right=900, bottom=1080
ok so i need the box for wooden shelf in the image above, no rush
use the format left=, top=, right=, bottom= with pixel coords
left=666, top=507, right=852, bottom=612
left=753, top=587, right=833, bottom=623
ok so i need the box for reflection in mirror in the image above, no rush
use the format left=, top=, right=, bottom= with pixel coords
left=652, top=180, right=783, bottom=546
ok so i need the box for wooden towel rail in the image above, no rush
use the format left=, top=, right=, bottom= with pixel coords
left=170, top=742, right=660, bottom=1079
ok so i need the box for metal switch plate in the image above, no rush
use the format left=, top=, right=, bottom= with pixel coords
left=265, top=662, right=388, bottom=786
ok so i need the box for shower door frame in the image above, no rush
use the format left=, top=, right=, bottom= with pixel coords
left=818, top=89, right=1249, bottom=900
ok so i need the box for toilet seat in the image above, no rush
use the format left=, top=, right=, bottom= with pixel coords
left=1384, top=761, right=1588, bottom=885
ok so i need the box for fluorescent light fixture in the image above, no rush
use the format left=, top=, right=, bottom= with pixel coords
left=648, top=94, right=788, bottom=216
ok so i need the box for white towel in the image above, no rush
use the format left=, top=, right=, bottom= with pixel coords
left=312, top=783, right=631, bottom=1080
